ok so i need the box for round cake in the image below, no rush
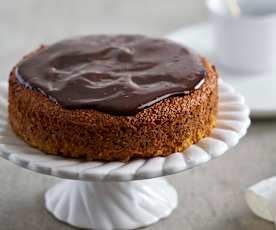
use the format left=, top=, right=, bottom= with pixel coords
left=8, top=35, right=218, bottom=162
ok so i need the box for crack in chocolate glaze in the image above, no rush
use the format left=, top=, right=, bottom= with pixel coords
left=16, top=35, right=206, bottom=116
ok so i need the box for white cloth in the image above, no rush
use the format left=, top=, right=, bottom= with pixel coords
left=246, top=177, right=276, bottom=224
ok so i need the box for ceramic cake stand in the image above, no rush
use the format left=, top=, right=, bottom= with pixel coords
left=0, top=80, right=250, bottom=230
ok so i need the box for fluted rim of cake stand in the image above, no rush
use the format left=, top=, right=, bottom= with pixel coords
left=0, top=80, right=250, bottom=181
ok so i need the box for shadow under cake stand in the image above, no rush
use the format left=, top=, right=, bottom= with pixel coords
left=0, top=80, right=250, bottom=230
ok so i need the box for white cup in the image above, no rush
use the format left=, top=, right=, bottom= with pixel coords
left=207, top=0, right=276, bottom=73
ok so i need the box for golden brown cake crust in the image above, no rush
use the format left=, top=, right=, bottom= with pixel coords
left=8, top=57, right=218, bottom=162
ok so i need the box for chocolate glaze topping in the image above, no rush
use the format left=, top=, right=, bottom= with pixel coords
left=16, top=35, right=206, bottom=115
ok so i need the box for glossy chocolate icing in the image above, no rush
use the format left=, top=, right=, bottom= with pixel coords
left=16, top=35, right=206, bottom=115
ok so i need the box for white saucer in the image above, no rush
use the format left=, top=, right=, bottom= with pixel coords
left=167, top=23, right=276, bottom=119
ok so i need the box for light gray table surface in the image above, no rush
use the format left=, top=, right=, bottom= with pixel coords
left=1, top=1, right=276, bottom=229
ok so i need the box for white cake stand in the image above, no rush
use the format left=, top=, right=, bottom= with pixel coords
left=0, top=80, right=250, bottom=230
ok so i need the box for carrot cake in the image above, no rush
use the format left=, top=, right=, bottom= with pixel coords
left=8, top=35, right=218, bottom=161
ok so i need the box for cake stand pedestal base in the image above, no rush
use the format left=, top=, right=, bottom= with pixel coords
left=45, top=178, right=178, bottom=230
